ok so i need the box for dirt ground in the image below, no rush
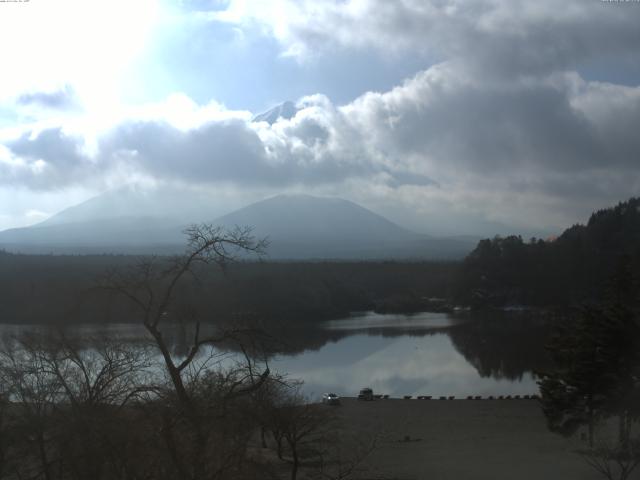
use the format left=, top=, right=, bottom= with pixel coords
left=330, top=397, right=612, bottom=480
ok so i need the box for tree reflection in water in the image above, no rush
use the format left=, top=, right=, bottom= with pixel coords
left=0, top=310, right=553, bottom=393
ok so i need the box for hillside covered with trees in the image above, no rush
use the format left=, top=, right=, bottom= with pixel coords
left=454, top=198, right=640, bottom=308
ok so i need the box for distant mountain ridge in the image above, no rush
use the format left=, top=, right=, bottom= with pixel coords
left=216, top=194, right=416, bottom=242
left=0, top=192, right=475, bottom=259
left=37, top=186, right=229, bottom=227
left=214, top=194, right=458, bottom=259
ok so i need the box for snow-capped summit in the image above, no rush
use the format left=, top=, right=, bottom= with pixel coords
left=252, top=101, right=298, bottom=125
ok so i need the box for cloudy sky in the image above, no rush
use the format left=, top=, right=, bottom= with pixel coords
left=1, top=0, right=639, bottom=236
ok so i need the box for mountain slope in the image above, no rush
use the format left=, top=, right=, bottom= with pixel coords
left=38, top=185, right=230, bottom=227
left=0, top=217, right=185, bottom=254
left=215, top=194, right=413, bottom=242
left=213, top=194, right=473, bottom=259
left=0, top=192, right=474, bottom=258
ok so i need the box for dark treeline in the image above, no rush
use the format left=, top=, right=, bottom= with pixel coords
left=0, top=254, right=457, bottom=326
left=455, top=197, right=640, bottom=308
left=3, top=197, right=640, bottom=329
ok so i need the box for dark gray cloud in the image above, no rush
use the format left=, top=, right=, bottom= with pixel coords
left=0, top=111, right=398, bottom=189
left=243, top=0, right=640, bottom=80
left=99, top=116, right=374, bottom=186
left=102, top=119, right=272, bottom=184
left=332, top=62, right=640, bottom=227
left=9, top=129, right=83, bottom=166
left=4, top=128, right=95, bottom=189
left=17, top=85, right=79, bottom=110
left=347, top=70, right=606, bottom=174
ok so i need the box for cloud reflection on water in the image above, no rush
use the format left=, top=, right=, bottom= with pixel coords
left=271, top=312, right=539, bottom=400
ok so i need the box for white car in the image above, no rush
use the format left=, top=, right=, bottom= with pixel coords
left=322, top=393, right=341, bottom=405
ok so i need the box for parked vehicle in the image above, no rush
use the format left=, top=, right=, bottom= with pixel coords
left=322, top=392, right=341, bottom=405
left=357, top=387, right=374, bottom=400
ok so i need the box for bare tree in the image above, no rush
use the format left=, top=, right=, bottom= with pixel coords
left=99, top=225, right=268, bottom=403
left=41, top=333, right=154, bottom=480
left=312, top=430, right=381, bottom=480
left=37, top=332, right=153, bottom=408
left=258, top=384, right=382, bottom=480
left=0, top=224, right=390, bottom=480
left=578, top=439, right=640, bottom=480
left=98, top=224, right=273, bottom=480
left=0, top=381, right=9, bottom=480
left=259, top=384, right=334, bottom=480
left=0, top=333, right=63, bottom=480
left=0, top=331, right=155, bottom=480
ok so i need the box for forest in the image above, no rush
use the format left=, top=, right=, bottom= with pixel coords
left=0, top=252, right=456, bottom=326
left=1, top=197, right=639, bottom=328
left=454, top=198, right=640, bottom=308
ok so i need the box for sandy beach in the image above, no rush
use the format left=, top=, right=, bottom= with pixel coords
left=331, top=397, right=606, bottom=480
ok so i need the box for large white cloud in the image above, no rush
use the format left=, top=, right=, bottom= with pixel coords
left=2, top=61, right=639, bottom=232
left=1, top=0, right=640, bottom=233
left=0, top=96, right=408, bottom=190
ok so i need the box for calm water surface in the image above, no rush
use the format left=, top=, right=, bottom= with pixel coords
left=271, top=312, right=539, bottom=399
left=0, top=311, right=545, bottom=401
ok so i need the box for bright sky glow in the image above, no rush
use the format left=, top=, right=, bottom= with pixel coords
left=0, top=0, right=639, bottom=235
left=0, top=0, right=161, bottom=110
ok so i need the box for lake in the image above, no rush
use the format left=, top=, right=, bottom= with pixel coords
left=270, top=311, right=542, bottom=400
left=0, top=310, right=549, bottom=401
